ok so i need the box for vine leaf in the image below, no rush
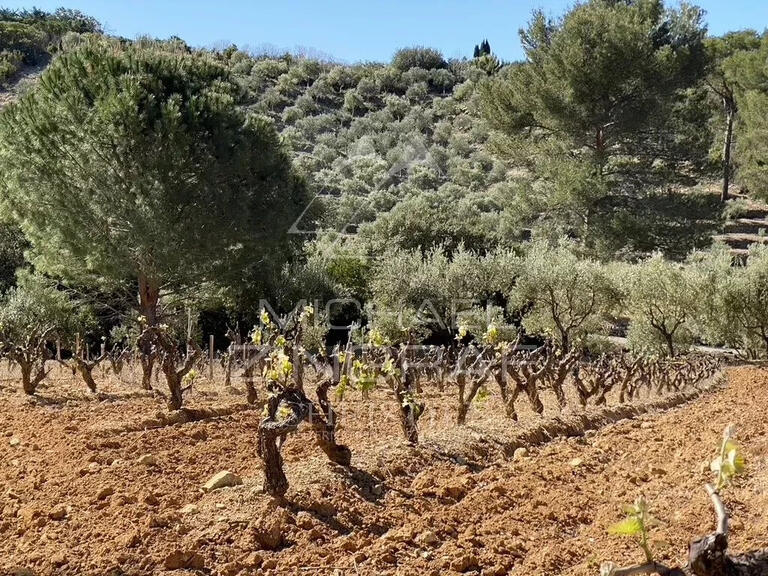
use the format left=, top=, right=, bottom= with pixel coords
left=608, top=516, right=643, bottom=536
left=710, top=424, right=745, bottom=489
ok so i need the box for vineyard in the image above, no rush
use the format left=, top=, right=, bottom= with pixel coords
left=3, top=1, right=768, bottom=575
left=0, top=304, right=737, bottom=576
left=3, top=341, right=768, bottom=575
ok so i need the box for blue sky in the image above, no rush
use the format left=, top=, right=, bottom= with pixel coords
left=3, top=1, right=768, bottom=63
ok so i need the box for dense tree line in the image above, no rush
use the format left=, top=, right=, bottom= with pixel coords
left=355, top=239, right=768, bottom=358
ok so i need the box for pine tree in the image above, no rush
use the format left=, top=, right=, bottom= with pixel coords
left=0, top=37, right=312, bottom=405
left=473, top=39, right=491, bottom=58
left=721, top=33, right=768, bottom=200
left=703, top=31, right=761, bottom=201
left=479, top=1, right=708, bottom=249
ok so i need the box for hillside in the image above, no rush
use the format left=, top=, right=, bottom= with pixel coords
left=0, top=9, right=729, bottom=262
left=220, top=47, right=724, bottom=259
left=4, top=5, right=768, bottom=576
left=0, top=9, right=101, bottom=111
left=228, top=49, right=514, bottom=252
left=717, top=195, right=768, bottom=258
left=0, top=59, right=44, bottom=108
left=0, top=8, right=101, bottom=83
left=0, top=30, right=534, bottom=255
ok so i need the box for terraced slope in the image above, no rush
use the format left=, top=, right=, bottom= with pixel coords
left=715, top=197, right=768, bottom=258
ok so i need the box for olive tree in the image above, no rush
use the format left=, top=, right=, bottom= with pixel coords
left=711, top=245, right=768, bottom=357
left=0, top=271, right=91, bottom=394
left=631, top=245, right=768, bottom=358
left=391, top=47, right=446, bottom=72
left=510, top=240, right=619, bottom=351
left=622, top=254, right=698, bottom=356
left=368, top=245, right=516, bottom=341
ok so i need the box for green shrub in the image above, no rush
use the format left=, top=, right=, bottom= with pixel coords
left=0, top=21, right=47, bottom=64
left=0, top=50, right=22, bottom=81
left=391, top=46, right=447, bottom=72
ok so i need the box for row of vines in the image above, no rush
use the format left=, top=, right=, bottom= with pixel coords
left=0, top=303, right=723, bottom=497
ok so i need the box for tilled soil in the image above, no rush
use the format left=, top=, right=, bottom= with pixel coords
left=1, top=365, right=767, bottom=576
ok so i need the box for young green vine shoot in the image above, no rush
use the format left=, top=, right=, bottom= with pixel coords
left=607, top=495, right=657, bottom=563
left=602, top=424, right=744, bottom=576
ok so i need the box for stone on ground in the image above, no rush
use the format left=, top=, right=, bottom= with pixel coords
left=137, top=454, right=157, bottom=466
left=203, top=470, right=243, bottom=492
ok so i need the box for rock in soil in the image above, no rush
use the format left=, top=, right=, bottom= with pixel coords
left=163, top=549, right=205, bottom=570
left=180, top=504, right=199, bottom=515
left=96, top=486, right=114, bottom=500
left=48, top=505, right=67, bottom=520
left=137, top=454, right=157, bottom=466
left=203, top=470, right=242, bottom=492
left=513, top=446, right=528, bottom=460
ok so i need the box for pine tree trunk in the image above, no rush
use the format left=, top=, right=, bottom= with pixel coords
left=137, top=273, right=160, bottom=391
left=722, top=104, right=735, bottom=203
left=137, top=273, right=159, bottom=326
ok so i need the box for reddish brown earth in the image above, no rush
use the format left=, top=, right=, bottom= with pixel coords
left=1, top=365, right=767, bottom=576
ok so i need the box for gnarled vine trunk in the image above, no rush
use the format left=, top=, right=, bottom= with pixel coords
left=75, top=360, right=98, bottom=393
left=389, top=357, right=424, bottom=443
left=19, top=358, right=47, bottom=395
left=243, top=358, right=258, bottom=404
left=159, top=339, right=201, bottom=411
left=63, top=353, right=107, bottom=393
left=258, top=386, right=350, bottom=497
left=139, top=353, right=154, bottom=390
left=313, top=378, right=352, bottom=465
left=10, top=329, right=54, bottom=395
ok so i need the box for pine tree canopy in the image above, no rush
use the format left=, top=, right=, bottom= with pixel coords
left=0, top=37, right=310, bottom=316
